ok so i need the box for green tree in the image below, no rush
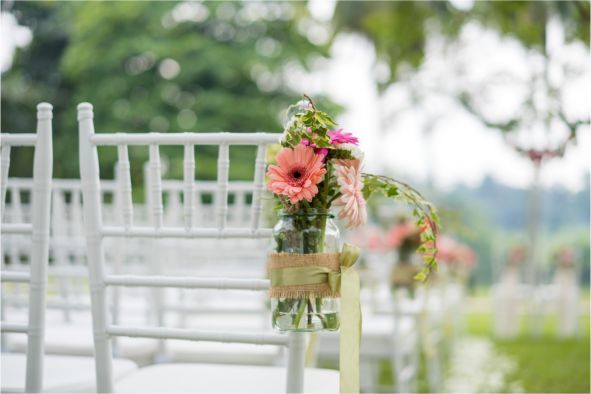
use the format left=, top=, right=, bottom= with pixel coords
left=2, top=1, right=334, bottom=183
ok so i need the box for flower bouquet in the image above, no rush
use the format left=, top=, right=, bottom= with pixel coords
left=266, top=95, right=439, bottom=332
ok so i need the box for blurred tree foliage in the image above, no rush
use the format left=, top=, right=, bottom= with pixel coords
left=470, top=1, right=590, bottom=49
left=333, top=1, right=589, bottom=89
left=333, top=1, right=465, bottom=90
left=1, top=1, right=335, bottom=184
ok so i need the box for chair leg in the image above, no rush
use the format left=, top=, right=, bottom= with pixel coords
left=286, top=332, right=306, bottom=393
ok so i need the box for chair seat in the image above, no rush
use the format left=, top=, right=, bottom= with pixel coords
left=5, top=324, right=158, bottom=365
left=1, top=353, right=137, bottom=393
left=166, top=340, right=283, bottom=365
left=116, top=363, right=339, bottom=393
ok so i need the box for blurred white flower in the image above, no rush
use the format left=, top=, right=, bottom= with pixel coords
left=336, top=143, right=364, bottom=160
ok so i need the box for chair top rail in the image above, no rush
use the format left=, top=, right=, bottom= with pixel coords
left=104, top=274, right=270, bottom=291
left=0, top=133, right=37, bottom=146
left=1, top=271, right=30, bottom=283
left=6, top=177, right=118, bottom=191
left=101, top=225, right=272, bottom=238
left=1, top=223, right=33, bottom=234
left=91, top=132, right=280, bottom=146
left=0, top=321, right=29, bottom=333
left=107, top=325, right=289, bottom=346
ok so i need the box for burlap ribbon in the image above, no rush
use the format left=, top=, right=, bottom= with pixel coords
left=268, top=243, right=362, bottom=394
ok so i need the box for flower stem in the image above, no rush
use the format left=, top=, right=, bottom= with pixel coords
left=293, top=298, right=307, bottom=328
left=307, top=298, right=314, bottom=326
left=315, top=297, right=328, bottom=329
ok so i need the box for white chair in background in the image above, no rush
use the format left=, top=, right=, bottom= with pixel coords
left=1, top=104, right=139, bottom=393
left=2, top=177, right=159, bottom=365
left=316, top=279, right=421, bottom=393
left=77, top=102, right=339, bottom=393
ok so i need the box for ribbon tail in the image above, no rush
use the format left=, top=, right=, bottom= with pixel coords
left=339, top=268, right=361, bottom=394
left=305, top=332, right=318, bottom=367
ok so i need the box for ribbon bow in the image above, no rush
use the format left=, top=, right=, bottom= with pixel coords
left=269, top=243, right=361, bottom=393
left=267, top=243, right=362, bottom=393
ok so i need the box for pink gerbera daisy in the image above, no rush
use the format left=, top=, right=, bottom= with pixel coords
left=266, top=145, right=326, bottom=204
left=333, top=159, right=367, bottom=229
left=328, top=129, right=359, bottom=145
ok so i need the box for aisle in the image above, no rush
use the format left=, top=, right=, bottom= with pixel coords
left=443, top=337, right=523, bottom=393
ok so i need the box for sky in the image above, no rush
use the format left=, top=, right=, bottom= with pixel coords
left=2, top=3, right=589, bottom=192
left=303, top=0, right=591, bottom=192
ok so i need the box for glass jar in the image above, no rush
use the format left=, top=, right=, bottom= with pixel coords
left=270, top=210, right=341, bottom=331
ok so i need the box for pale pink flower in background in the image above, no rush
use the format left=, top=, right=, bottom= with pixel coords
left=328, top=129, right=359, bottom=145
left=435, top=236, right=477, bottom=268
left=266, top=145, right=326, bottom=204
left=385, top=222, right=418, bottom=248
left=333, top=159, right=367, bottom=229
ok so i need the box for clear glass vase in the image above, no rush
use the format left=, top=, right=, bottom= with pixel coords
left=270, top=210, right=341, bottom=332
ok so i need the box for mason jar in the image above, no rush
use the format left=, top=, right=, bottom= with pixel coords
left=270, top=209, right=341, bottom=331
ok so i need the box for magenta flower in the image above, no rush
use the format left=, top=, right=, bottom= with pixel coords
left=328, top=129, right=359, bottom=145
left=316, top=148, right=328, bottom=157
left=300, top=138, right=328, bottom=158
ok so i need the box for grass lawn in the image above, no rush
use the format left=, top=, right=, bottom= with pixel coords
left=467, top=312, right=590, bottom=394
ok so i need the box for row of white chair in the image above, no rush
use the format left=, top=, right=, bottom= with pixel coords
left=2, top=103, right=459, bottom=393
left=1, top=103, right=340, bottom=393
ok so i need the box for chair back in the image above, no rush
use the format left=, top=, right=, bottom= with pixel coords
left=77, top=102, right=308, bottom=393
left=1, top=103, right=53, bottom=393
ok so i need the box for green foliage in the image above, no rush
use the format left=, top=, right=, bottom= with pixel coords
left=281, top=96, right=338, bottom=149
left=334, top=1, right=589, bottom=91
left=1, top=1, right=334, bottom=184
left=470, top=1, right=590, bottom=49
left=333, top=1, right=464, bottom=88
left=362, top=174, right=441, bottom=280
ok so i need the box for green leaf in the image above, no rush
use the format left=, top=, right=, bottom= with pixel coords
left=361, top=173, right=441, bottom=280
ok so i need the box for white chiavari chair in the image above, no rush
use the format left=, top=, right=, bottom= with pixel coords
left=1, top=104, right=139, bottom=393
left=77, top=102, right=339, bottom=393
left=1, top=103, right=53, bottom=393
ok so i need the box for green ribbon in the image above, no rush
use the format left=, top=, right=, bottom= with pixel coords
left=338, top=243, right=361, bottom=394
left=269, top=265, right=338, bottom=291
left=268, top=243, right=362, bottom=393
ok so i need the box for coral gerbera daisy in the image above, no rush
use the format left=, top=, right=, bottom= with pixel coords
left=333, top=159, right=367, bottom=229
left=266, top=144, right=326, bottom=204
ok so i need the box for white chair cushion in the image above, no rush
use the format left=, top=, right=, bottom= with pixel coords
left=116, top=363, right=339, bottom=393
left=166, top=340, right=283, bottom=365
left=5, top=324, right=158, bottom=364
left=1, top=353, right=137, bottom=393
